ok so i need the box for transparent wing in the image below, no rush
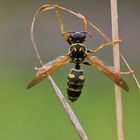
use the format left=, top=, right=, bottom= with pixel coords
left=27, top=55, right=71, bottom=89
left=86, top=54, right=129, bottom=92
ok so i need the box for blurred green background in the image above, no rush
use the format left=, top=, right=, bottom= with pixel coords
left=0, top=0, right=140, bottom=140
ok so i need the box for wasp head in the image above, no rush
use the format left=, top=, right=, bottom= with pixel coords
left=63, top=32, right=91, bottom=45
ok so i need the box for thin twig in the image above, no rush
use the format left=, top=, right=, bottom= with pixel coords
left=30, top=4, right=88, bottom=140
left=111, top=0, right=124, bottom=140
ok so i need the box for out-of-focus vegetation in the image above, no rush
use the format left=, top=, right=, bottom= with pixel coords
left=0, top=0, right=140, bottom=140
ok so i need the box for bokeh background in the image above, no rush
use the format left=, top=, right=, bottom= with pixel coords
left=0, top=0, right=140, bottom=140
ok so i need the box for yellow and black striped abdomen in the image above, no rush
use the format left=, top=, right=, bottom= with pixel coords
left=67, top=68, right=85, bottom=102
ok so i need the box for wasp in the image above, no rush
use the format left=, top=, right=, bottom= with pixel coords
left=27, top=4, right=129, bottom=102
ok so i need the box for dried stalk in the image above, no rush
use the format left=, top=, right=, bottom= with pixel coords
left=30, top=4, right=88, bottom=140
left=111, top=0, right=124, bottom=140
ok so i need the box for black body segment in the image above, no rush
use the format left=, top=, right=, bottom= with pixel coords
left=66, top=32, right=87, bottom=101
left=67, top=68, right=85, bottom=102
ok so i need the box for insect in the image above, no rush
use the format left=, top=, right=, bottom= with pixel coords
left=27, top=4, right=129, bottom=102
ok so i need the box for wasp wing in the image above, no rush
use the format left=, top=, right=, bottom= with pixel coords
left=27, top=55, right=71, bottom=89
left=86, top=54, right=129, bottom=92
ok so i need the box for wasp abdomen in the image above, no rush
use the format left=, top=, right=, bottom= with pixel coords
left=67, top=68, right=85, bottom=102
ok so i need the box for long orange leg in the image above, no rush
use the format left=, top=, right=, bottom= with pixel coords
left=87, top=40, right=121, bottom=54
left=55, top=5, right=65, bottom=34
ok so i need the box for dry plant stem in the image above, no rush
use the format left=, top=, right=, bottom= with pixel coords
left=111, top=0, right=124, bottom=140
left=31, top=4, right=89, bottom=140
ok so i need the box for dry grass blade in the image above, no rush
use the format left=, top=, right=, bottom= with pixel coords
left=87, top=20, right=111, bottom=42
left=47, top=75, right=88, bottom=140
left=31, top=4, right=87, bottom=37
left=120, top=53, right=140, bottom=91
left=30, top=4, right=89, bottom=140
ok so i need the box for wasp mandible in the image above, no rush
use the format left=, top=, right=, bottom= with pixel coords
left=27, top=4, right=129, bottom=102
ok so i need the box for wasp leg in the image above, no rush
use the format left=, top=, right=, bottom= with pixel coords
left=121, top=70, right=134, bottom=75
left=55, top=6, right=65, bottom=34
left=35, top=66, right=42, bottom=71
left=55, top=5, right=87, bottom=38
left=88, top=40, right=121, bottom=54
left=78, top=14, right=87, bottom=32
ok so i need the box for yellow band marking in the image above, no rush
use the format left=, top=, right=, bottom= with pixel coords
left=71, top=43, right=84, bottom=47
left=68, top=96, right=78, bottom=100
left=68, top=74, right=75, bottom=79
left=79, top=75, right=85, bottom=80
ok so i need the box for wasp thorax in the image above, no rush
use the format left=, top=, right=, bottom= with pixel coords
left=69, top=44, right=86, bottom=64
